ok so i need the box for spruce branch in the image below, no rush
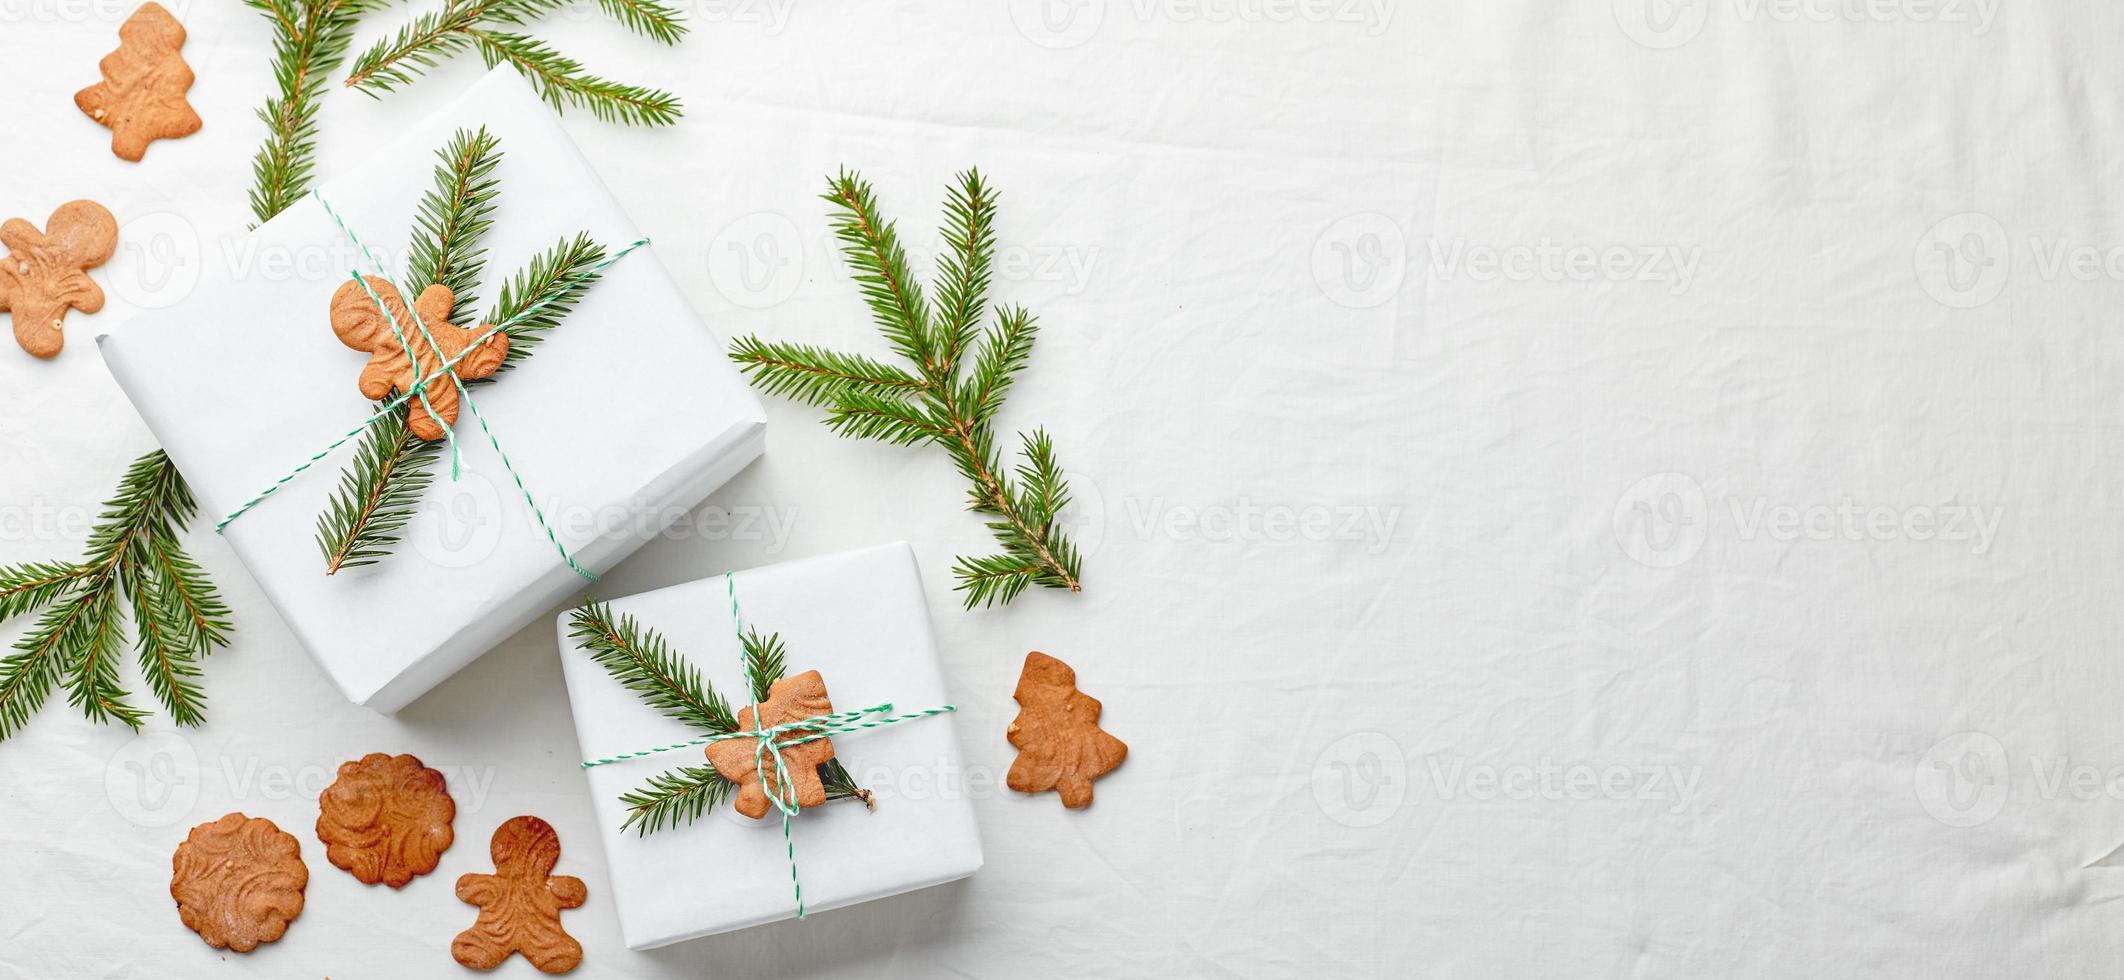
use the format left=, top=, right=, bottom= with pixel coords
left=408, top=127, right=505, bottom=322
left=620, top=765, right=733, bottom=835
left=568, top=602, right=738, bottom=733
left=310, top=133, right=610, bottom=572
left=741, top=628, right=785, bottom=704
left=345, top=0, right=683, bottom=127
left=246, top=0, right=384, bottom=226
left=469, top=30, right=683, bottom=127
left=0, top=452, right=231, bottom=739
left=487, top=232, right=608, bottom=368
left=316, top=413, right=443, bottom=574
left=731, top=169, right=1086, bottom=607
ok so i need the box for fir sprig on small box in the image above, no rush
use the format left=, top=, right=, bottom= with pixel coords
left=567, top=602, right=869, bottom=836
left=730, top=170, right=1086, bottom=608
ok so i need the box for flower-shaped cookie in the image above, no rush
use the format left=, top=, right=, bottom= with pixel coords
left=170, top=813, right=309, bottom=952
left=0, top=200, right=117, bottom=359
left=329, top=276, right=509, bottom=441
left=705, top=670, right=838, bottom=820
left=317, top=752, right=457, bottom=888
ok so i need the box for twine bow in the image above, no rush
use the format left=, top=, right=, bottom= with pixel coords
left=216, top=188, right=648, bottom=582
left=581, top=572, right=956, bottom=918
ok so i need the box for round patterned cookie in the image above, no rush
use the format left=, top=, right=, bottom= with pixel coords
left=170, top=813, right=308, bottom=952
left=316, top=752, right=457, bottom=888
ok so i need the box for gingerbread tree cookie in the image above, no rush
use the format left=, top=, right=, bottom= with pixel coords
left=1006, top=652, right=1127, bottom=808
left=317, top=752, right=457, bottom=888
left=0, top=200, right=117, bottom=359
left=329, top=276, right=509, bottom=441
left=454, top=816, right=586, bottom=974
left=75, top=2, right=202, bottom=162
left=705, top=669, right=839, bottom=820
left=170, top=813, right=309, bottom=952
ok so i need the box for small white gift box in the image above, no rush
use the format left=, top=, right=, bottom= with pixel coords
left=97, top=68, right=764, bottom=712
left=555, top=543, right=983, bottom=948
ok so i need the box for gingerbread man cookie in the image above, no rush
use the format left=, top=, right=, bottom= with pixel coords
left=317, top=752, right=457, bottom=888
left=170, top=813, right=309, bottom=952
left=75, top=2, right=203, bottom=161
left=329, top=276, right=509, bottom=440
left=1006, top=652, right=1127, bottom=808
left=705, top=669, right=838, bottom=820
left=0, top=200, right=117, bottom=359
left=454, top=816, right=586, bottom=974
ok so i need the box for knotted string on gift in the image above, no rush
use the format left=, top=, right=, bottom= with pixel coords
left=580, top=572, right=957, bottom=918
left=215, top=188, right=650, bottom=582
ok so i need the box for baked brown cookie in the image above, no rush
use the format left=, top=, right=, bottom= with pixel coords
left=704, top=669, right=837, bottom=819
left=330, top=276, right=509, bottom=441
left=454, top=816, right=586, bottom=974
left=1006, top=652, right=1127, bottom=808
left=170, top=813, right=309, bottom=952
left=74, top=2, right=202, bottom=161
left=316, top=752, right=457, bottom=888
left=0, top=200, right=117, bottom=359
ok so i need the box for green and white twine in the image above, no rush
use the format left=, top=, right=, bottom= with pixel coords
left=581, top=572, right=957, bottom=918
left=217, top=188, right=649, bottom=583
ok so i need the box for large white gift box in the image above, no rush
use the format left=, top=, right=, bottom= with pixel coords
left=97, top=68, right=765, bottom=712
left=555, top=543, right=983, bottom=948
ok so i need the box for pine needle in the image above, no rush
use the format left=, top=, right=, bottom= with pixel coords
left=315, top=414, right=443, bottom=574
left=246, top=0, right=387, bottom=226
left=620, top=765, right=732, bottom=835
left=741, top=628, right=785, bottom=703
left=346, top=0, right=683, bottom=126
left=568, top=602, right=737, bottom=733
left=730, top=169, right=1086, bottom=607
left=0, top=452, right=229, bottom=739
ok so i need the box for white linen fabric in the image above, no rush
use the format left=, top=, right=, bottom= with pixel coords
left=3, top=1, right=2118, bottom=977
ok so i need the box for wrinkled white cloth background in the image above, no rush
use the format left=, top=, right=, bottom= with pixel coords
left=1, top=0, right=2114, bottom=976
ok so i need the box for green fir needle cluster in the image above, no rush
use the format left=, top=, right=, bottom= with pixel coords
left=729, top=169, right=1085, bottom=608
left=245, top=0, right=390, bottom=226
left=0, top=453, right=233, bottom=739
left=315, top=128, right=611, bottom=575
left=567, top=602, right=868, bottom=836
left=345, top=0, right=685, bottom=126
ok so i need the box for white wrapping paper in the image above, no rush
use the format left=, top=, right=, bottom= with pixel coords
left=555, top=543, right=983, bottom=949
left=95, top=67, right=765, bottom=712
